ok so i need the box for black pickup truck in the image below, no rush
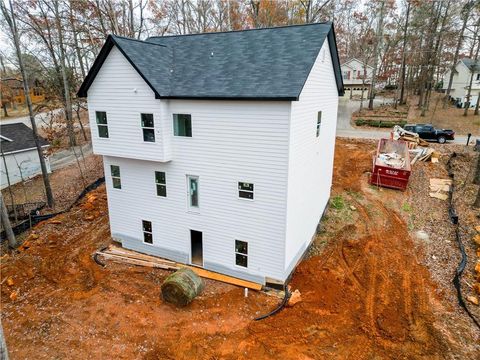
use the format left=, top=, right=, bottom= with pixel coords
left=403, top=124, right=455, bottom=144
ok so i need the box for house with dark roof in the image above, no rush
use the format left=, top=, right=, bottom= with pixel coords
left=78, top=22, right=343, bottom=286
left=0, top=123, right=50, bottom=189
left=442, top=58, right=480, bottom=108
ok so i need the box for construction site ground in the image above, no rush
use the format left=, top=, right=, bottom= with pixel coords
left=1, top=138, right=479, bottom=359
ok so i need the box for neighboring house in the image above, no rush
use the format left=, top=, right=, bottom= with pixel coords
left=77, top=22, right=344, bottom=286
left=1, top=77, right=45, bottom=109
left=442, top=58, right=480, bottom=108
left=0, top=123, right=51, bottom=189
left=340, top=58, right=373, bottom=97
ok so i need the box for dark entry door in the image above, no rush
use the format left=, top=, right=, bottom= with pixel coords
left=190, top=230, right=203, bottom=267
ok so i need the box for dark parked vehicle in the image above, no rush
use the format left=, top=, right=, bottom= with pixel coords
left=403, top=124, right=455, bottom=144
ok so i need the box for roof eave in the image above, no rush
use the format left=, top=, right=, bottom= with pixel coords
left=158, top=95, right=297, bottom=101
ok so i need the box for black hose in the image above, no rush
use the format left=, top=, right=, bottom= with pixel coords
left=447, top=152, right=480, bottom=330
left=93, top=246, right=108, bottom=267
left=254, top=284, right=290, bottom=321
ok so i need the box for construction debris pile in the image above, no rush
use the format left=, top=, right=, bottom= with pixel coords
left=429, top=178, right=452, bottom=201
left=410, top=148, right=439, bottom=165
left=377, top=152, right=406, bottom=169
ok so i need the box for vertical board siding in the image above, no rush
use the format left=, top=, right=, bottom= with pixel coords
left=87, top=46, right=170, bottom=162
left=284, top=41, right=339, bottom=274
left=1, top=150, right=51, bottom=189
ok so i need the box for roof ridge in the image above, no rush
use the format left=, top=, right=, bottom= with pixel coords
left=111, top=34, right=168, bottom=48
left=147, top=21, right=332, bottom=40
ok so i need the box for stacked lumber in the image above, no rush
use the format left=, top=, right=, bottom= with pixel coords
left=429, top=178, right=452, bottom=200
left=95, top=244, right=263, bottom=290
left=410, top=148, right=436, bottom=165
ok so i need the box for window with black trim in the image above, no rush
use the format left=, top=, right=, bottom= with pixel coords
left=235, top=240, right=248, bottom=268
left=238, top=182, right=254, bottom=199
left=316, top=111, right=322, bottom=137
left=141, top=113, right=155, bottom=142
left=173, top=114, right=192, bottom=137
left=155, top=171, right=166, bottom=197
left=110, top=165, right=121, bottom=189
left=96, top=111, right=108, bottom=138
left=142, top=220, right=153, bottom=244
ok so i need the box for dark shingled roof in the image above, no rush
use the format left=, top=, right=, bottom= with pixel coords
left=460, top=58, right=480, bottom=71
left=0, top=123, right=49, bottom=154
left=78, top=22, right=344, bottom=100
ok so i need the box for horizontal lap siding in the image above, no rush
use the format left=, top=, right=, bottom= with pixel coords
left=87, top=46, right=169, bottom=162
left=103, top=99, right=290, bottom=282
left=284, top=41, right=339, bottom=274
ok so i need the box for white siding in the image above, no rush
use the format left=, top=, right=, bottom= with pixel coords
left=284, top=41, right=339, bottom=274
left=1, top=149, right=51, bottom=189
left=87, top=46, right=171, bottom=162
left=103, top=100, right=291, bottom=282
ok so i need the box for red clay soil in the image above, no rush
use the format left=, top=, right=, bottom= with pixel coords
left=1, top=139, right=478, bottom=359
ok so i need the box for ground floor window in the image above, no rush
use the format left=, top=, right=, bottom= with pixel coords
left=110, top=165, right=121, bottom=189
left=142, top=220, right=153, bottom=244
left=235, top=240, right=248, bottom=268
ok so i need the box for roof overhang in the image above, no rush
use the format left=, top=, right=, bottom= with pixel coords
left=1, top=144, right=50, bottom=156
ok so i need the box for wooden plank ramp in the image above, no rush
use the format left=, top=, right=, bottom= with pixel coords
left=96, top=244, right=262, bottom=290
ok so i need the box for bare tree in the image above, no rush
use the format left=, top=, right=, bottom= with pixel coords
left=0, top=192, right=16, bottom=248
left=368, top=0, right=385, bottom=110
left=0, top=0, right=55, bottom=208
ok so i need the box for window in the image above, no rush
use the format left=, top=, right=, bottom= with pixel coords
left=155, top=171, right=166, bottom=197
left=110, top=165, right=121, bottom=189
left=173, top=114, right=192, bottom=137
left=141, top=113, right=155, bottom=142
left=342, top=71, right=350, bottom=80
left=477, top=73, right=480, bottom=81
left=316, top=111, right=322, bottom=137
left=96, top=111, right=108, bottom=138
left=187, top=176, right=199, bottom=208
left=142, top=220, right=153, bottom=244
left=235, top=240, right=248, bottom=268
left=238, top=182, right=254, bottom=200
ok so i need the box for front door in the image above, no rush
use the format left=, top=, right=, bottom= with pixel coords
left=190, top=230, right=203, bottom=267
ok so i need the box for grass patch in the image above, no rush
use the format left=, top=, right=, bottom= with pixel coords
left=402, top=202, right=412, bottom=212
left=355, top=118, right=407, bottom=128
left=346, top=189, right=364, bottom=200
left=330, top=195, right=346, bottom=210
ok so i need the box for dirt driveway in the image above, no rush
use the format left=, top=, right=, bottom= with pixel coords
left=1, top=139, right=478, bottom=359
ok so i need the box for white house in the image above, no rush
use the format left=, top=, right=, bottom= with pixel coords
left=0, top=123, right=51, bottom=189
left=78, top=22, right=344, bottom=286
left=443, top=58, right=480, bottom=107
left=340, top=58, right=373, bottom=97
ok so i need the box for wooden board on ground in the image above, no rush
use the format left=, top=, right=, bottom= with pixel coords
left=96, top=245, right=263, bottom=290
left=429, top=192, right=449, bottom=201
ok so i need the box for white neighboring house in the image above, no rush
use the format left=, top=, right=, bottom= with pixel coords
left=443, top=58, right=480, bottom=108
left=78, top=22, right=344, bottom=286
left=340, top=58, right=373, bottom=97
left=0, top=123, right=51, bottom=189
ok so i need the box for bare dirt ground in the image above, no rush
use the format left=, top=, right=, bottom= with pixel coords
left=1, top=138, right=479, bottom=359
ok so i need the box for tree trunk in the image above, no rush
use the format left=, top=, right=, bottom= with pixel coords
left=368, top=0, right=385, bottom=110
left=53, top=0, right=76, bottom=147
left=0, top=319, right=9, bottom=360
left=1, top=151, right=17, bottom=224
left=0, top=193, right=16, bottom=249
left=1, top=0, right=54, bottom=208
left=399, top=2, right=410, bottom=106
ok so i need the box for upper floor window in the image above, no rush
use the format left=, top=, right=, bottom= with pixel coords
left=238, top=182, right=254, bottom=200
left=476, top=73, right=480, bottom=81
left=316, top=111, right=322, bottom=137
left=155, top=171, right=166, bottom=197
left=141, top=113, right=155, bottom=142
left=96, top=111, right=108, bottom=138
left=142, top=220, right=153, bottom=244
left=173, top=114, right=192, bottom=137
left=111, top=165, right=121, bottom=189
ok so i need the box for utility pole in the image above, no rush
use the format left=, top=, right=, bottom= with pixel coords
left=1, top=0, right=54, bottom=207
left=368, top=0, right=385, bottom=110
left=0, top=193, right=16, bottom=249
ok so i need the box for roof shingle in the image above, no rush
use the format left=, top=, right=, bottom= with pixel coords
left=0, top=123, right=49, bottom=154
left=78, top=22, right=344, bottom=99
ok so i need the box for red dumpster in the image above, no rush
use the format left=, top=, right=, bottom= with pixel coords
left=369, top=138, right=411, bottom=191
